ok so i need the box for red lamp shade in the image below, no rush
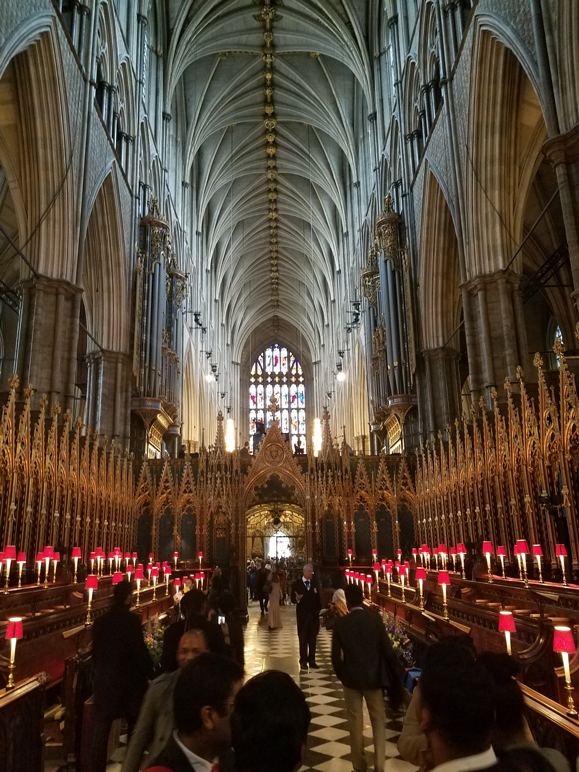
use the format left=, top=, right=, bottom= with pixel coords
left=137, top=563, right=144, bottom=570
left=532, top=544, right=543, bottom=557
left=108, top=552, right=114, bottom=560
left=347, top=549, right=353, bottom=556
left=553, top=626, right=576, bottom=654
left=112, top=572, right=123, bottom=585
left=482, top=541, right=493, bottom=554
left=372, top=549, right=377, bottom=555
left=439, top=544, right=447, bottom=553
left=165, top=566, right=172, bottom=575
left=198, top=551, right=203, bottom=558
left=72, top=547, right=81, bottom=559
left=114, top=547, right=121, bottom=556
left=438, top=571, right=450, bottom=585
left=147, top=563, right=152, bottom=571
left=398, top=566, right=408, bottom=578
left=397, top=549, right=402, bottom=555
left=96, top=547, right=103, bottom=557
left=132, top=552, right=138, bottom=559
left=151, top=567, right=159, bottom=579
left=516, top=539, right=529, bottom=555
left=416, top=567, right=426, bottom=581
left=457, top=543, right=466, bottom=554
left=35, top=552, right=43, bottom=563
left=499, top=611, right=516, bottom=633
left=126, top=565, right=133, bottom=574
left=174, top=578, right=181, bottom=587
left=373, top=562, right=380, bottom=571
left=433, top=549, right=439, bottom=556
left=17, top=552, right=26, bottom=563
left=85, top=575, right=98, bottom=591
left=424, top=547, right=431, bottom=556
left=405, top=561, right=410, bottom=568
left=450, top=547, right=457, bottom=556
left=366, top=575, right=373, bottom=585
left=155, top=562, right=161, bottom=569
left=149, top=553, right=154, bottom=560
left=124, top=552, right=130, bottom=559
left=556, top=544, right=568, bottom=558
left=53, top=552, right=60, bottom=562
left=90, top=551, right=96, bottom=561
left=4, top=545, right=16, bottom=560
left=497, top=546, right=506, bottom=557
left=134, top=569, right=144, bottom=580
left=5, top=617, right=23, bottom=640
left=43, top=546, right=54, bottom=558
left=381, top=559, right=386, bottom=566
left=395, top=561, right=400, bottom=568
left=0, top=552, right=4, bottom=562
left=412, top=548, right=417, bottom=555
left=385, top=565, right=392, bottom=575
left=514, top=544, right=520, bottom=555
left=174, top=552, right=179, bottom=557
left=421, top=544, right=429, bottom=551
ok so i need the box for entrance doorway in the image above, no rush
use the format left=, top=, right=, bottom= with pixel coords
left=246, top=503, right=305, bottom=562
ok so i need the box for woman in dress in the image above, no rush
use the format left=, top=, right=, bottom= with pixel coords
left=268, top=571, right=283, bottom=630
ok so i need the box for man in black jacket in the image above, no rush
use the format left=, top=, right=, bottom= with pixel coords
left=161, top=589, right=226, bottom=672
left=292, top=564, right=321, bottom=670
left=332, top=583, right=402, bottom=772
left=91, top=580, right=155, bottom=772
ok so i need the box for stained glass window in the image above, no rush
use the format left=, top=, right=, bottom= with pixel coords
left=250, top=344, right=306, bottom=452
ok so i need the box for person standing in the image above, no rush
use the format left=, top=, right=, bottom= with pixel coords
left=144, top=653, right=243, bottom=772
left=292, top=564, right=321, bottom=670
left=332, top=584, right=403, bottom=772
left=91, top=581, right=155, bottom=772
left=256, top=563, right=270, bottom=616
left=123, top=630, right=208, bottom=772
left=268, top=571, right=283, bottom=630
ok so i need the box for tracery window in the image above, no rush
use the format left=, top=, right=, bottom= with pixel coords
left=249, top=344, right=305, bottom=452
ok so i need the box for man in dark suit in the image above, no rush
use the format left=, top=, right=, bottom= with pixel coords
left=144, top=653, right=243, bottom=772
left=332, top=583, right=402, bottom=772
left=161, top=588, right=226, bottom=672
left=91, top=580, right=155, bottom=772
left=292, top=563, right=321, bottom=670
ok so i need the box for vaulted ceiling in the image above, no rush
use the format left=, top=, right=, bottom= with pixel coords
left=166, top=0, right=377, bottom=362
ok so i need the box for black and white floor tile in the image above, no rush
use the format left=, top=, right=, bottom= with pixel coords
left=245, top=602, right=418, bottom=772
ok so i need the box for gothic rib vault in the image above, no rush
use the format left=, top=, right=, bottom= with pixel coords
left=167, top=0, right=377, bottom=364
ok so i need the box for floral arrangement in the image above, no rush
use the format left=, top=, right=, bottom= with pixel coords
left=384, top=615, right=416, bottom=668
left=144, top=617, right=164, bottom=668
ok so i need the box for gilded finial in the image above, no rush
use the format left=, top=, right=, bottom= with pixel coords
left=516, top=365, right=524, bottom=382
left=504, top=377, right=512, bottom=393
left=533, top=352, right=543, bottom=370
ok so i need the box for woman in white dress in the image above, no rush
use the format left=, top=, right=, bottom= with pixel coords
left=268, top=571, right=283, bottom=630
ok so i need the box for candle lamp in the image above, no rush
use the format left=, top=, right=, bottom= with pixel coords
left=553, top=626, right=577, bottom=718
left=198, top=551, right=203, bottom=568
left=174, top=551, right=179, bottom=570
left=438, top=570, right=450, bottom=620
left=416, top=567, right=426, bottom=609
left=52, top=552, right=60, bottom=583
left=151, top=566, right=159, bottom=600
left=112, top=571, right=123, bottom=585
left=5, top=617, right=23, bottom=689
left=385, top=565, right=392, bottom=597
left=399, top=566, right=407, bottom=603
left=372, top=550, right=377, bottom=562
left=482, top=541, right=494, bottom=583
left=373, top=562, right=380, bottom=585
left=72, top=547, right=81, bottom=583
left=85, top=574, right=98, bottom=625
left=381, top=560, right=387, bottom=578
left=532, top=545, right=544, bottom=583
left=90, top=551, right=96, bottom=575
left=35, top=552, right=43, bottom=585
left=126, top=564, right=133, bottom=582
left=457, top=543, right=466, bottom=579
left=450, top=547, right=457, bottom=572
left=124, top=552, right=130, bottom=569
left=439, top=545, right=448, bottom=570
left=16, top=553, right=26, bottom=588
left=165, top=565, right=171, bottom=594
left=360, top=574, right=366, bottom=594
left=433, top=549, right=439, bottom=570
left=147, top=562, right=152, bottom=581
left=352, top=571, right=358, bottom=586
left=412, top=548, right=417, bottom=564
left=516, top=540, right=529, bottom=588
left=108, top=552, right=114, bottom=574
left=4, top=545, right=16, bottom=593
left=132, top=552, right=137, bottom=567
left=114, top=548, right=121, bottom=571
left=499, top=611, right=516, bottom=655
left=134, top=568, right=144, bottom=606
left=557, top=545, right=568, bottom=586
left=497, top=546, right=506, bottom=579
left=174, top=577, right=181, bottom=592
left=366, top=574, right=373, bottom=598
left=149, top=553, right=155, bottom=564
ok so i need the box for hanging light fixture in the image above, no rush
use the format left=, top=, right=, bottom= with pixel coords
left=225, top=418, right=236, bottom=452
left=336, top=361, right=346, bottom=382
left=313, top=418, right=322, bottom=456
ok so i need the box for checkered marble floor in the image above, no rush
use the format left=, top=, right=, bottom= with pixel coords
left=245, top=601, right=418, bottom=772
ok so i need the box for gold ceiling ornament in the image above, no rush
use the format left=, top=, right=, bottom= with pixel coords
left=260, top=0, right=280, bottom=308
left=376, top=193, right=402, bottom=266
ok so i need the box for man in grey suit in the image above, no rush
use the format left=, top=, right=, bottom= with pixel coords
left=332, top=583, right=402, bottom=772
left=122, top=629, right=208, bottom=772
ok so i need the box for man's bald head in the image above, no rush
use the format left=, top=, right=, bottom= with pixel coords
left=177, top=629, right=208, bottom=669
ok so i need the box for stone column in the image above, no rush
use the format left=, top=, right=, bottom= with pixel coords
left=422, top=347, right=461, bottom=434
left=15, top=276, right=82, bottom=412
left=86, top=349, right=132, bottom=447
